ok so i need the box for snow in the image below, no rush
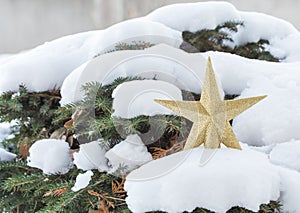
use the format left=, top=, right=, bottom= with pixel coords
left=0, top=20, right=180, bottom=93
left=269, top=33, right=300, bottom=62
left=71, top=170, right=94, bottom=192
left=0, top=122, right=16, bottom=161
left=95, top=19, right=181, bottom=54
left=59, top=61, right=89, bottom=105
left=0, top=54, right=16, bottom=65
left=278, top=168, right=300, bottom=213
left=73, top=135, right=152, bottom=175
left=74, top=135, right=152, bottom=175
left=73, top=135, right=152, bottom=173
left=0, top=122, right=12, bottom=145
left=60, top=44, right=223, bottom=105
left=232, top=12, right=297, bottom=47
left=0, top=148, right=16, bottom=162
left=0, top=31, right=96, bottom=93
left=125, top=146, right=280, bottom=213
left=233, top=76, right=300, bottom=146
left=105, top=134, right=152, bottom=174
left=73, top=140, right=108, bottom=172
left=27, top=139, right=73, bottom=175
left=145, top=2, right=298, bottom=60
left=248, top=144, right=275, bottom=155
left=112, top=80, right=183, bottom=118
left=202, top=52, right=300, bottom=95
left=269, top=140, right=300, bottom=172
left=145, top=2, right=242, bottom=32
left=2, top=1, right=300, bottom=95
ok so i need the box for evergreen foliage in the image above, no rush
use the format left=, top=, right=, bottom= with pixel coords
left=182, top=21, right=280, bottom=62
left=0, top=77, right=188, bottom=212
left=0, top=161, right=129, bottom=212
left=0, top=85, right=69, bottom=154
left=0, top=78, right=282, bottom=213
left=63, top=77, right=188, bottom=150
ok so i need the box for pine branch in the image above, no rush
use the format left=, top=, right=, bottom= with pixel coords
left=182, top=21, right=280, bottom=62
left=0, top=161, right=34, bottom=171
left=1, top=173, right=44, bottom=192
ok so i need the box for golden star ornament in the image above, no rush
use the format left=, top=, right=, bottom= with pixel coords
left=155, top=57, right=266, bottom=150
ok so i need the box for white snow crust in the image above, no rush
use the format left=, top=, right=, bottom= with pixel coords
left=71, top=170, right=94, bottom=192
left=125, top=146, right=280, bottom=213
left=270, top=140, right=300, bottom=172
left=0, top=148, right=16, bottom=162
left=73, top=140, right=108, bottom=172
left=112, top=80, right=182, bottom=118
left=0, top=20, right=180, bottom=93
left=105, top=134, right=152, bottom=173
left=278, top=168, right=300, bottom=213
left=27, top=139, right=73, bottom=174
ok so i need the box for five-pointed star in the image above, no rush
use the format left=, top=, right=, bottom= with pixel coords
left=155, top=57, right=266, bottom=150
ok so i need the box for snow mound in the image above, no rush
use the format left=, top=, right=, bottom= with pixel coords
left=105, top=134, right=152, bottom=173
left=71, top=170, right=94, bottom=192
left=60, top=44, right=220, bottom=105
left=27, top=139, right=72, bottom=174
left=230, top=75, right=300, bottom=146
left=232, top=12, right=297, bottom=47
left=0, top=148, right=16, bottom=162
left=0, top=31, right=98, bottom=93
left=278, top=168, right=300, bottom=213
left=0, top=54, right=16, bottom=65
left=0, top=20, right=180, bottom=93
left=59, top=61, right=89, bottom=105
left=269, top=140, right=300, bottom=172
left=73, top=141, right=108, bottom=171
left=146, top=1, right=298, bottom=60
left=112, top=80, right=183, bottom=118
left=203, top=51, right=300, bottom=95
left=125, top=147, right=280, bottom=213
left=95, top=19, right=181, bottom=54
left=146, top=1, right=241, bottom=32
left=3, top=1, right=300, bottom=94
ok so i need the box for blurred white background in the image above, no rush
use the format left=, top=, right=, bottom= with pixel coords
left=1, top=0, right=299, bottom=53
